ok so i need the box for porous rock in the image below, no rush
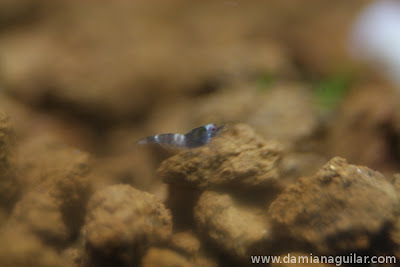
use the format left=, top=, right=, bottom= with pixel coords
left=142, top=245, right=217, bottom=267
left=0, top=2, right=291, bottom=122
left=141, top=248, right=192, bottom=267
left=171, top=231, right=201, bottom=256
left=388, top=174, right=400, bottom=258
left=327, top=84, right=399, bottom=171
left=0, top=225, right=65, bottom=267
left=248, top=83, right=318, bottom=148
left=269, top=157, right=399, bottom=254
left=170, top=231, right=218, bottom=267
left=0, top=111, right=20, bottom=210
left=158, top=123, right=283, bottom=190
left=17, top=135, right=92, bottom=239
left=84, top=184, right=172, bottom=266
left=8, top=191, right=69, bottom=246
left=61, top=247, right=83, bottom=267
left=194, top=190, right=271, bottom=259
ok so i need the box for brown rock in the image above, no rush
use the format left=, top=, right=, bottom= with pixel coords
left=141, top=246, right=218, bottom=267
left=170, top=231, right=218, bottom=267
left=327, top=84, right=399, bottom=171
left=8, top=191, right=69, bottom=246
left=0, top=0, right=36, bottom=28
left=184, top=83, right=318, bottom=150
left=17, top=136, right=92, bottom=238
left=61, top=247, right=83, bottom=267
left=141, top=248, right=192, bottom=267
left=389, top=174, right=400, bottom=258
left=0, top=111, right=20, bottom=211
left=171, top=232, right=201, bottom=256
left=84, top=184, right=172, bottom=266
left=248, top=83, right=318, bottom=148
left=389, top=219, right=400, bottom=259
left=0, top=1, right=291, bottom=122
left=17, top=135, right=91, bottom=191
left=158, top=123, right=283, bottom=190
left=194, top=190, right=271, bottom=259
left=0, top=225, right=65, bottom=267
left=269, top=157, right=399, bottom=254
left=279, top=152, right=327, bottom=185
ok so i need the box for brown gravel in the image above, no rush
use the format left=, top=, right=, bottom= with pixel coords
left=83, top=184, right=172, bottom=266
left=194, top=190, right=271, bottom=260
left=269, top=157, right=399, bottom=254
left=0, top=111, right=19, bottom=212
left=0, top=225, right=65, bottom=267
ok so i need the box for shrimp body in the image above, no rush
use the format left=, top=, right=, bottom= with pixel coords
left=137, top=123, right=223, bottom=149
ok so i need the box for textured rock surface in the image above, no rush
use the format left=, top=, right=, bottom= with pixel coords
left=0, top=111, right=19, bottom=211
left=327, top=84, right=400, bottom=171
left=247, top=83, right=318, bottom=148
left=142, top=246, right=218, bottom=267
left=187, top=83, right=319, bottom=150
left=16, top=136, right=92, bottom=239
left=269, top=157, right=399, bottom=253
left=170, top=231, right=218, bottom=267
left=194, top=190, right=271, bottom=259
left=171, top=232, right=201, bottom=256
left=0, top=225, right=65, bottom=267
left=8, top=191, right=69, bottom=246
left=389, top=173, right=400, bottom=258
left=84, top=184, right=172, bottom=266
left=158, top=123, right=283, bottom=190
left=141, top=248, right=193, bottom=267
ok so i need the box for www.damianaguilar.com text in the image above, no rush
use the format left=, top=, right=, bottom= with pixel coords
left=250, top=253, right=396, bottom=266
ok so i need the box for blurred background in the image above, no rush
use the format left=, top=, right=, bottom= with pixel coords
left=1, top=0, right=400, bottom=174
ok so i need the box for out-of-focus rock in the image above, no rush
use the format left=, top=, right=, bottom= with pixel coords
left=191, top=84, right=259, bottom=126
left=158, top=123, right=283, bottom=190
left=83, top=184, right=172, bottom=266
left=7, top=191, right=68, bottom=246
left=17, top=135, right=91, bottom=191
left=0, top=1, right=293, bottom=123
left=0, top=92, right=96, bottom=151
left=141, top=248, right=192, bottom=267
left=248, top=83, right=318, bottom=149
left=0, top=0, right=37, bottom=30
left=389, top=219, right=400, bottom=259
left=269, top=157, right=399, bottom=254
left=141, top=247, right=218, bottom=267
left=170, top=231, right=218, bottom=267
left=0, top=111, right=20, bottom=212
left=285, top=1, right=364, bottom=75
left=0, top=225, right=65, bottom=267
left=61, top=247, right=83, bottom=267
left=194, top=190, right=271, bottom=260
left=327, top=84, right=399, bottom=171
left=279, top=152, right=327, bottom=185
left=388, top=174, right=400, bottom=258
left=141, top=246, right=218, bottom=267
left=171, top=232, right=201, bottom=256
left=92, top=148, right=162, bottom=198
left=179, top=83, right=319, bottom=150
left=16, top=135, right=92, bottom=238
